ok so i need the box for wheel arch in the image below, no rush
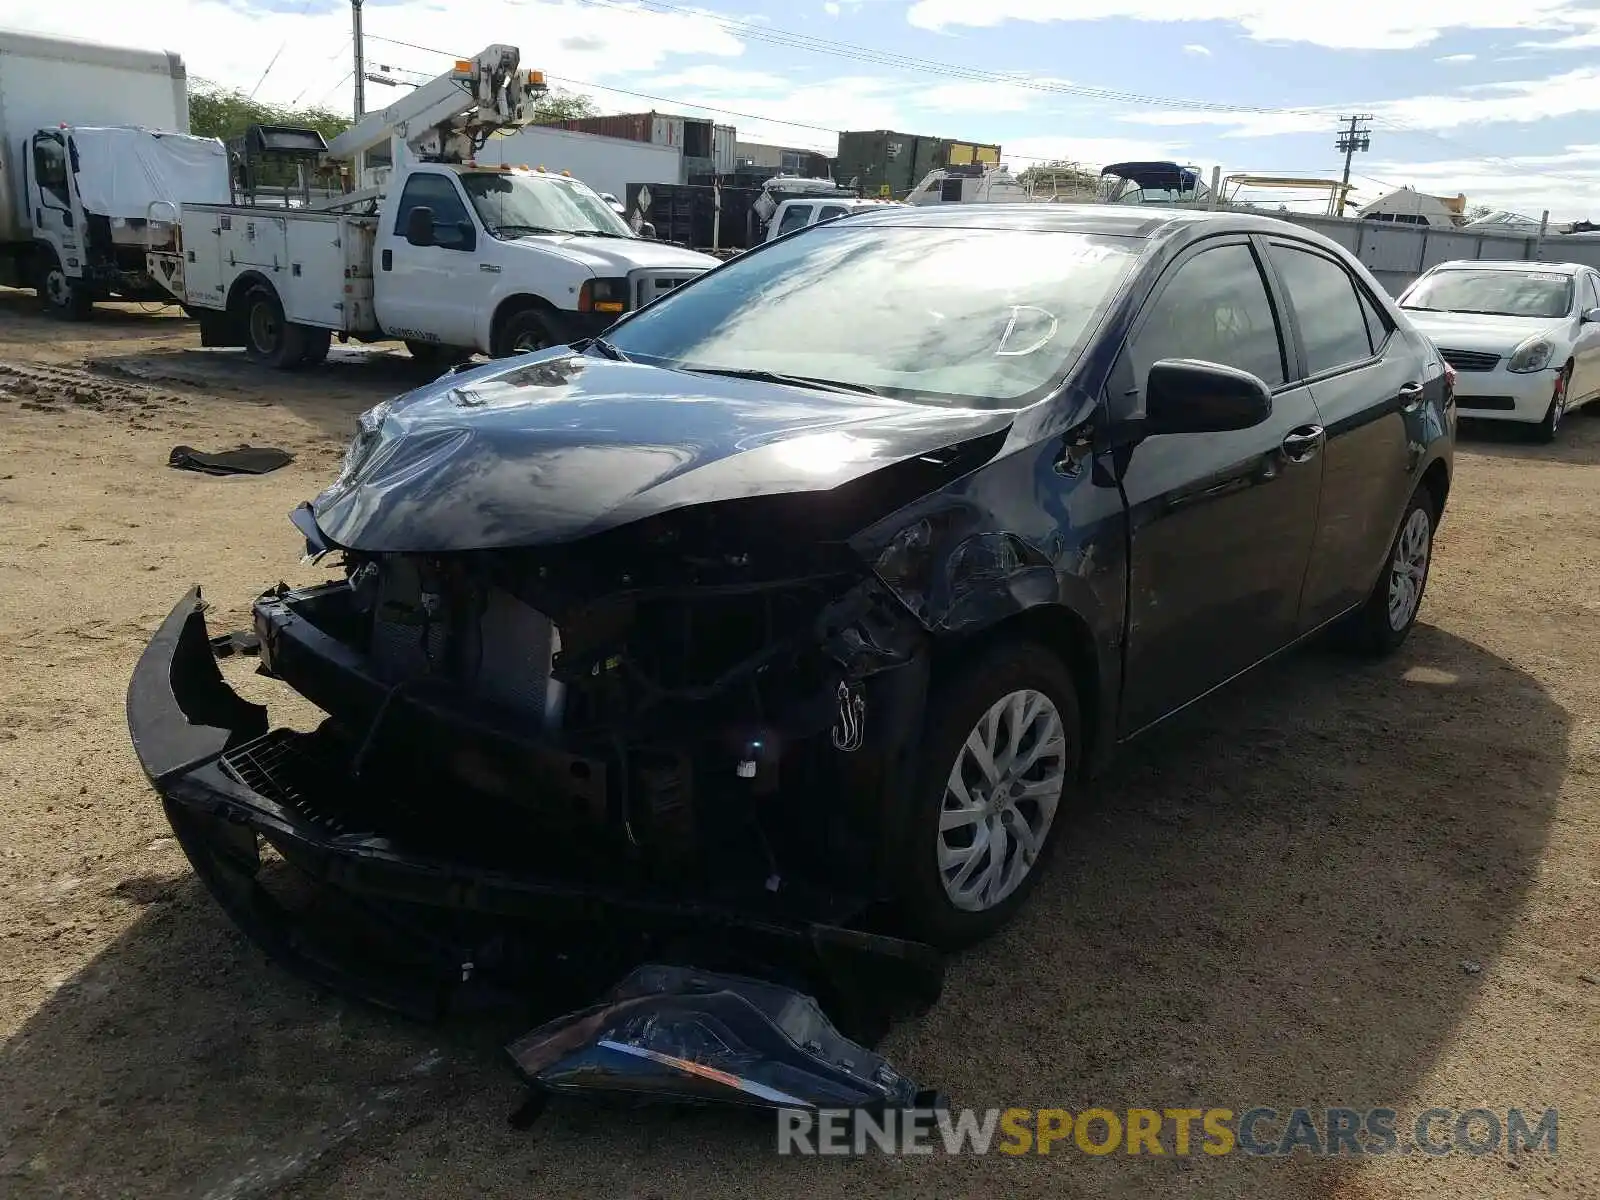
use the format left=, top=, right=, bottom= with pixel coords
left=1420, top=456, right=1450, bottom=518
left=931, top=601, right=1106, bottom=780
left=225, top=271, right=276, bottom=316
left=488, top=291, right=560, bottom=355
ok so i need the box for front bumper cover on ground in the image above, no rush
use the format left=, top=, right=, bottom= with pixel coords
left=126, top=587, right=942, bottom=1099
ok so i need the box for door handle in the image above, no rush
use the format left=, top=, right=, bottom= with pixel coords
left=1281, top=425, right=1325, bottom=463
left=1398, top=381, right=1424, bottom=412
left=381, top=249, right=392, bottom=271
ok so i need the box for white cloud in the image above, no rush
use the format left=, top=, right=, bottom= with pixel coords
left=1001, top=133, right=1190, bottom=168
left=1122, top=65, right=1600, bottom=138
left=1436, top=53, right=1477, bottom=63
left=641, top=67, right=789, bottom=92
left=6, top=1, right=743, bottom=114
left=905, top=0, right=1600, bottom=53
left=1360, top=148, right=1600, bottom=220
left=823, top=1, right=842, bottom=12
left=1183, top=44, right=1213, bottom=56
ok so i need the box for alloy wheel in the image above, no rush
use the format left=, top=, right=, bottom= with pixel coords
left=937, top=688, right=1068, bottom=912
left=1387, top=506, right=1432, bottom=631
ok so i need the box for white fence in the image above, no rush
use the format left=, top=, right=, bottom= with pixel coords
left=1267, top=213, right=1600, bottom=296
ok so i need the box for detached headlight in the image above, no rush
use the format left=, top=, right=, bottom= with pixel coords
left=1507, top=337, right=1554, bottom=373
left=579, top=276, right=629, bottom=315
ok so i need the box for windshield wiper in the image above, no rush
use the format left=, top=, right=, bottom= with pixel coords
left=492, top=224, right=567, bottom=237
left=679, top=366, right=883, bottom=396
left=563, top=229, right=633, bottom=239
left=574, top=336, right=630, bottom=362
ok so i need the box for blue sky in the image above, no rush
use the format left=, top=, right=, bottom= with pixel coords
left=15, top=0, right=1600, bottom=217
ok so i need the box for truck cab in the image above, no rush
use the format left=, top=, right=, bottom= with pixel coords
left=764, top=197, right=903, bottom=242
left=376, top=163, right=717, bottom=356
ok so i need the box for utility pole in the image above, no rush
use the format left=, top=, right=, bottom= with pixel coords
left=1335, top=114, right=1372, bottom=217
left=350, top=0, right=366, bottom=120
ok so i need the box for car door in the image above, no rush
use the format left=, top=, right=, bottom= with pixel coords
left=1572, top=272, right=1600, bottom=404
left=1261, top=237, right=1420, bottom=632
left=374, top=170, right=481, bottom=346
left=1113, top=236, right=1327, bottom=735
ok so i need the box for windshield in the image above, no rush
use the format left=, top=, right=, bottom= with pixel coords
left=602, top=225, right=1143, bottom=407
left=460, top=172, right=634, bottom=238
left=1401, top=269, right=1574, bottom=319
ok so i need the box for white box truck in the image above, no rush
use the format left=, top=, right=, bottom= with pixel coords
left=151, top=46, right=720, bottom=370
left=0, top=27, right=229, bottom=315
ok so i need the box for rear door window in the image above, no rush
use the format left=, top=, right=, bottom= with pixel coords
left=816, top=204, right=850, bottom=222
left=1267, top=243, right=1376, bottom=375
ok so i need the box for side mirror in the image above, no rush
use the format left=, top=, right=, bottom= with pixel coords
left=404, top=206, right=435, bottom=247
left=637, top=221, right=656, bottom=239
left=1582, top=307, right=1600, bottom=324
left=1144, top=358, right=1272, bottom=435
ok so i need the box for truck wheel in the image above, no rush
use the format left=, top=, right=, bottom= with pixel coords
left=242, top=285, right=310, bottom=370
left=897, top=640, right=1081, bottom=949
left=493, top=307, right=558, bottom=357
left=405, top=340, right=472, bottom=369
left=35, top=246, right=93, bottom=320
left=299, top=328, right=332, bottom=367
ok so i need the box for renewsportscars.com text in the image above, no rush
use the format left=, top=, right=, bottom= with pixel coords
left=777, top=1106, right=1559, bottom=1157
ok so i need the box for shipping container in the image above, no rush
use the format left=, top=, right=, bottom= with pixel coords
left=835, top=130, right=1002, bottom=198
left=713, top=124, right=737, bottom=176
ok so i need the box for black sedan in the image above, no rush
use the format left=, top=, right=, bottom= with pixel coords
left=128, top=204, right=1454, bottom=1012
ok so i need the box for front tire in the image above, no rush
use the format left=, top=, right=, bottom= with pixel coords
left=492, top=307, right=559, bottom=358
left=898, top=641, right=1080, bottom=949
left=1342, top=487, right=1437, bottom=656
left=35, top=245, right=93, bottom=320
left=1535, top=363, right=1571, bottom=443
left=242, top=285, right=310, bottom=370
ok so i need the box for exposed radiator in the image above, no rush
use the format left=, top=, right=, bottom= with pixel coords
left=367, top=557, right=564, bottom=728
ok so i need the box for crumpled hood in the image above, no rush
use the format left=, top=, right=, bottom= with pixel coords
left=1403, top=309, right=1569, bottom=352
left=513, top=235, right=720, bottom=274
left=311, top=351, right=1014, bottom=553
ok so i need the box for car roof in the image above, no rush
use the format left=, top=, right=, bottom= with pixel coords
left=1426, top=259, right=1589, bottom=275
left=835, top=202, right=1343, bottom=241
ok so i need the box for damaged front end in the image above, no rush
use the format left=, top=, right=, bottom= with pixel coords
left=125, top=356, right=1029, bottom=1106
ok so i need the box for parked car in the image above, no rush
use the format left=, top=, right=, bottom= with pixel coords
left=128, top=206, right=1454, bottom=1008
left=1397, top=259, right=1600, bottom=441
left=765, top=196, right=903, bottom=241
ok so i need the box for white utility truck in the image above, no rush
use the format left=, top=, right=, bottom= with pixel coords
left=150, top=45, right=720, bottom=370
left=0, top=28, right=228, bottom=316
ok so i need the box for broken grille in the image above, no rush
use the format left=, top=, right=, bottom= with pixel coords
left=220, top=729, right=372, bottom=837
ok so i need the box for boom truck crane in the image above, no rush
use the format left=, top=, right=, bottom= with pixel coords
left=149, top=45, right=720, bottom=369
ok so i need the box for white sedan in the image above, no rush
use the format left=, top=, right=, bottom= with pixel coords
left=1397, top=259, right=1600, bottom=441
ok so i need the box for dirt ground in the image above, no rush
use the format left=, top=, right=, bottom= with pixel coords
left=0, top=295, right=1596, bottom=1199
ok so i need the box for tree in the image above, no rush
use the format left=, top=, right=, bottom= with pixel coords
left=188, top=80, right=353, bottom=145
left=531, top=89, right=600, bottom=124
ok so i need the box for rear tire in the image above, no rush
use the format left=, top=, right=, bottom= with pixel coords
left=299, top=328, right=332, bottom=367
left=1340, top=486, right=1437, bottom=657
left=1534, top=363, right=1571, bottom=443
left=35, top=245, right=93, bottom=320
left=242, top=285, right=310, bottom=370
left=897, top=641, right=1081, bottom=949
